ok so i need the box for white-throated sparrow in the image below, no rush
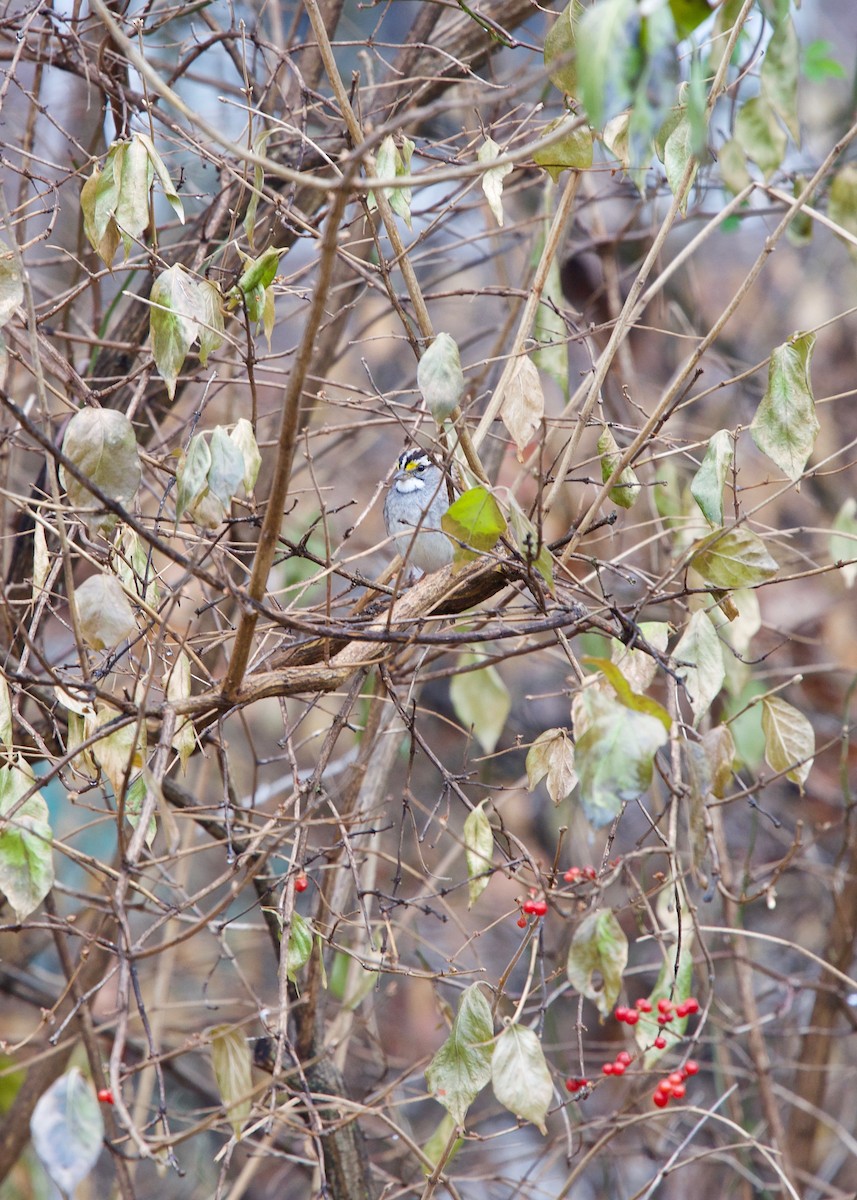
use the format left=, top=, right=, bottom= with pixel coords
left=383, top=448, right=454, bottom=575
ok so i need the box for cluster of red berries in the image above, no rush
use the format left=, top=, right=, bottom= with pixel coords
left=601, top=1049, right=632, bottom=1076
left=654, top=995, right=700, bottom=1023
left=652, top=1060, right=699, bottom=1108
left=565, top=1076, right=590, bottom=1093
left=563, top=865, right=598, bottom=883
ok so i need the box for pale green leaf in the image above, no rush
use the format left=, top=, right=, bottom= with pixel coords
left=663, top=112, right=698, bottom=214
left=584, top=657, right=671, bottom=731
left=442, top=486, right=506, bottom=567
left=166, top=651, right=195, bottom=772
left=421, top=1113, right=463, bottom=1175
left=60, top=407, right=142, bottom=535
left=761, top=696, right=814, bottom=790
left=478, top=138, right=513, bottom=227
left=689, top=526, right=779, bottom=589
left=114, top=133, right=152, bottom=255
left=135, top=131, right=185, bottom=224
left=74, top=573, right=137, bottom=650
left=426, top=984, right=494, bottom=1125
left=611, top=621, right=670, bottom=694
left=735, top=95, right=787, bottom=179
left=508, top=500, right=554, bottom=591
left=230, top=418, right=262, bottom=493
left=830, top=497, right=857, bottom=587
left=176, top=432, right=212, bottom=522
left=525, top=728, right=577, bottom=804
left=702, top=724, right=736, bottom=798
left=577, top=0, right=638, bottom=130
left=491, top=1026, right=553, bottom=1134
left=502, top=355, right=544, bottom=460
left=673, top=610, right=725, bottom=724
left=544, top=0, right=582, bottom=96
left=418, top=332, right=465, bottom=422
left=150, top=264, right=202, bottom=399
left=533, top=119, right=593, bottom=182
left=285, top=910, right=313, bottom=981
left=206, top=426, right=246, bottom=510
left=690, top=429, right=733, bottom=526
left=450, top=657, right=510, bottom=754
left=636, top=928, right=695, bottom=1067
left=0, top=674, right=12, bottom=750
left=0, top=760, right=53, bottom=921
left=597, top=425, right=641, bottom=508
left=566, top=908, right=628, bottom=1018
left=0, top=236, right=24, bottom=326
left=463, top=802, right=494, bottom=907
left=575, top=688, right=668, bottom=827
left=828, top=164, right=857, bottom=259
left=761, top=15, right=800, bottom=143
left=750, top=332, right=818, bottom=480
left=210, top=1025, right=252, bottom=1137
left=30, top=1069, right=103, bottom=1196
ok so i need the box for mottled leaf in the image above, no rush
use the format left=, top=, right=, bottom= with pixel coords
left=597, top=426, right=641, bottom=508
left=566, top=908, right=628, bottom=1017
left=750, top=331, right=818, bottom=480
left=61, top=407, right=142, bottom=535
left=673, top=610, right=725, bottom=724
left=450, top=656, right=510, bottom=754
left=426, top=984, right=494, bottom=1125
left=418, top=332, right=465, bottom=422
left=575, top=688, right=668, bottom=827
left=463, top=802, right=494, bottom=908
left=761, top=696, right=814, bottom=790
left=210, top=1025, right=252, bottom=1137
left=690, top=429, right=733, bottom=526
left=0, top=760, right=53, bottom=921
left=74, top=573, right=137, bottom=650
left=30, top=1069, right=103, bottom=1196
left=830, top=497, right=857, bottom=587
left=525, top=728, right=577, bottom=803
left=689, top=526, right=778, bottom=589
left=491, top=1025, right=553, bottom=1134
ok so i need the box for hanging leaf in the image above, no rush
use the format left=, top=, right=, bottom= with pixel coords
left=574, top=688, right=668, bottom=827
left=544, top=0, right=582, bottom=96
left=761, top=696, right=814, bottom=790
left=421, top=1113, right=463, bottom=1175
left=0, top=235, right=24, bottom=326
left=0, top=675, right=12, bottom=750
left=478, top=138, right=513, bottom=226
left=210, top=1025, right=253, bottom=1137
left=566, top=908, right=628, bottom=1018
left=533, top=119, right=593, bottom=182
left=368, top=135, right=415, bottom=228
left=114, top=133, right=152, bottom=255
left=611, top=621, right=670, bottom=694
left=491, top=1025, right=553, bottom=1135
left=450, top=656, right=510, bottom=754
left=508, top=501, right=554, bottom=591
left=761, top=15, right=800, bottom=144
left=702, top=724, right=736, bottom=798
left=285, top=910, right=313, bottom=982
left=734, top=95, right=787, bottom=180
left=418, top=332, right=466, bottom=422
left=577, top=0, right=638, bottom=130
left=830, top=498, right=857, bottom=587
left=689, top=527, right=778, bottom=589
left=150, top=264, right=207, bottom=399
left=135, top=131, right=185, bottom=224
left=80, top=141, right=124, bottom=266
left=690, top=429, right=733, bottom=527
left=672, top=610, right=725, bottom=724
left=243, top=128, right=275, bottom=247
left=662, top=111, right=698, bottom=214
left=60, top=408, right=142, bottom=536
left=463, top=802, right=494, bottom=907
left=230, top=418, right=262, bottom=493
left=533, top=213, right=569, bottom=398
left=828, top=163, right=857, bottom=258
left=176, top=432, right=213, bottom=523
left=166, top=652, right=195, bottom=772
left=30, top=1069, right=104, bottom=1197
left=597, top=426, right=641, bottom=508
left=425, top=984, right=494, bottom=1125
left=525, top=728, right=577, bottom=803
left=750, top=331, right=818, bottom=481
left=502, top=355, right=544, bottom=460
left=442, top=486, right=506, bottom=567
left=0, top=759, right=53, bottom=921
left=584, top=657, right=672, bottom=731
left=74, top=572, right=137, bottom=650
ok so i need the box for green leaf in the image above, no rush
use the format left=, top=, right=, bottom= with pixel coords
left=663, top=111, right=698, bottom=214
left=124, top=774, right=156, bottom=848
left=0, top=236, right=24, bottom=326
left=584, top=657, right=671, bottom=731
left=74, top=572, right=137, bottom=649
left=566, top=908, right=628, bottom=1018
left=761, top=696, right=814, bottom=790
left=611, top=621, right=670, bottom=694
left=525, top=728, right=577, bottom=803
left=450, top=656, right=510, bottom=754
left=636, top=926, right=695, bottom=1067
left=421, top=1113, right=463, bottom=1175
left=0, top=675, right=12, bottom=751
left=702, top=724, right=736, bottom=798
left=544, top=0, right=582, bottom=96
left=669, top=0, right=713, bottom=40
left=135, top=131, right=185, bottom=225
left=750, top=331, right=818, bottom=480
left=418, top=332, right=465, bottom=422
left=577, top=0, right=638, bottom=130
left=243, top=128, right=275, bottom=247
left=533, top=221, right=568, bottom=399
left=761, top=15, right=800, bottom=143
left=80, top=142, right=124, bottom=266
left=368, top=135, right=414, bottom=228
left=176, top=432, right=212, bottom=523
left=717, top=137, right=752, bottom=195
left=230, top=418, right=262, bottom=493
left=827, top=164, right=857, bottom=257
left=690, top=428, right=733, bottom=526
left=30, top=1069, right=104, bottom=1197
left=210, top=1025, right=252, bottom=1137
left=463, top=802, right=494, bottom=908
left=285, top=910, right=313, bottom=982
left=442, top=486, right=507, bottom=566
left=574, top=688, right=668, bottom=827
left=689, top=526, right=779, bottom=589
left=734, top=95, right=787, bottom=179
left=787, top=175, right=813, bottom=246
left=597, top=426, right=641, bottom=508
left=92, top=702, right=146, bottom=801
left=206, top=426, right=246, bottom=511
left=508, top=500, right=554, bottom=591
left=672, top=610, right=725, bottom=724
left=194, top=278, right=225, bottom=365
left=533, top=119, right=593, bottom=182
left=60, top=407, right=142, bottom=535
left=114, top=133, right=152, bottom=255
left=478, top=138, right=513, bottom=227
left=150, top=264, right=203, bottom=399
left=830, top=497, right=857, bottom=588
left=802, top=39, right=845, bottom=83
left=0, top=760, right=53, bottom=921
left=491, top=1025, right=553, bottom=1134
left=425, top=984, right=494, bottom=1125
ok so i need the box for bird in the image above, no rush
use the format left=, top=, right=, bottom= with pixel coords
left=383, top=448, right=454, bottom=575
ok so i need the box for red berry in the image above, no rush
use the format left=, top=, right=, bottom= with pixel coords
left=516, top=916, right=527, bottom=928
left=635, top=998, right=653, bottom=1013
left=614, top=1006, right=630, bottom=1023
left=532, top=900, right=548, bottom=917
left=294, top=873, right=308, bottom=892
left=522, top=899, right=537, bottom=914
left=685, top=997, right=700, bottom=1014
left=675, top=1002, right=689, bottom=1018
left=684, top=1059, right=700, bottom=1076
left=654, top=1036, right=667, bottom=1050
left=564, top=867, right=582, bottom=882
left=672, top=1084, right=686, bottom=1099
left=612, top=1061, right=626, bottom=1076
left=653, top=1091, right=669, bottom=1108
left=565, top=1077, right=579, bottom=1092
left=602, top=1062, right=615, bottom=1075
left=657, top=1078, right=673, bottom=1095
left=657, top=998, right=673, bottom=1015
left=616, top=1050, right=632, bottom=1065
left=583, top=866, right=597, bottom=880
left=624, top=1010, right=639, bottom=1025
left=668, top=1072, right=684, bottom=1087
left=97, top=1088, right=114, bottom=1104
